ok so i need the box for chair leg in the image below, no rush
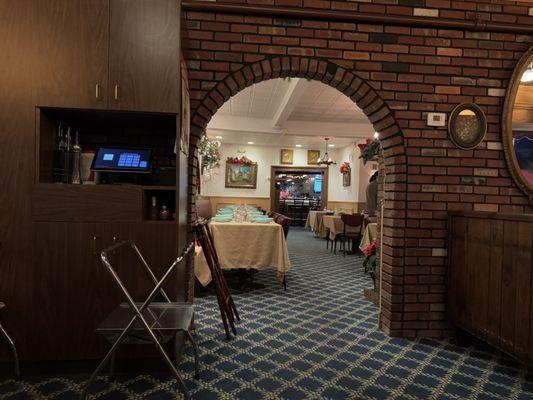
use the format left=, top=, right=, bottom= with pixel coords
left=333, top=239, right=337, bottom=254
left=282, top=276, right=287, bottom=291
left=0, top=320, right=20, bottom=378
left=186, top=330, right=200, bottom=380
left=109, top=350, right=117, bottom=381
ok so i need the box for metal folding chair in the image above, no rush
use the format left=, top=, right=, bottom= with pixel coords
left=0, top=302, right=20, bottom=378
left=81, top=241, right=197, bottom=400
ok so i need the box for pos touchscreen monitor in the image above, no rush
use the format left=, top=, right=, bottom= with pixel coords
left=91, top=147, right=152, bottom=173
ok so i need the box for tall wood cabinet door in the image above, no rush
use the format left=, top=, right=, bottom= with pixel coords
left=108, top=0, right=181, bottom=113
left=34, top=0, right=110, bottom=109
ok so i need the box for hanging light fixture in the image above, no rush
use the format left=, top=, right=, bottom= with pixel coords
left=316, top=137, right=336, bottom=166
left=522, top=62, right=533, bottom=83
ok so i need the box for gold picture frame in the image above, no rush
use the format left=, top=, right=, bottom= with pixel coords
left=307, top=150, right=320, bottom=165
left=280, top=149, right=293, bottom=165
left=342, top=172, right=351, bottom=187
left=225, top=162, right=258, bottom=189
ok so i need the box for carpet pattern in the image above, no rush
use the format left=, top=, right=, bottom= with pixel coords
left=1, top=228, right=533, bottom=399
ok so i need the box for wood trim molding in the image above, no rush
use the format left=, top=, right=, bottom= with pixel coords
left=502, top=46, right=533, bottom=202
left=182, top=1, right=533, bottom=35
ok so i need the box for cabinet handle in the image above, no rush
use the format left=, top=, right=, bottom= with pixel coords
left=95, top=84, right=102, bottom=100
left=114, top=84, right=120, bottom=100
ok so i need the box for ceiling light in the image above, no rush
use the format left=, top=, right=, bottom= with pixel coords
left=328, top=144, right=335, bottom=147
left=247, top=141, right=255, bottom=145
left=374, top=132, right=379, bottom=139
left=215, top=136, right=223, bottom=139
left=295, top=144, right=302, bottom=148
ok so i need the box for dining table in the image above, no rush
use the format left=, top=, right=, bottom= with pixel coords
left=359, top=222, right=378, bottom=252
left=305, top=210, right=328, bottom=234
left=204, top=220, right=291, bottom=283
left=321, top=214, right=362, bottom=240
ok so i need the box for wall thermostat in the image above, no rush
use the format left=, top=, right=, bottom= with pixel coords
left=427, top=112, right=447, bottom=127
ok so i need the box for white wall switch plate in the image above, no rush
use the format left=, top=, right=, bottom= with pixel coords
left=427, top=112, right=446, bottom=127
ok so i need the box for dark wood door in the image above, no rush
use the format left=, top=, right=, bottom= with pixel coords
left=109, top=0, right=180, bottom=113
left=33, top=0, right=110, bottom=109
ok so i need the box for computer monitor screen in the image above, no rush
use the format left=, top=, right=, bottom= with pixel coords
left=91, top=147, right=152, bottom=173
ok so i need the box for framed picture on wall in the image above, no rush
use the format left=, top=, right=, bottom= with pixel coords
left=307, top=150, right=320, bottom=165
left=342, top=172, right=351, bottom=187
left=225, top=161, right=258, bottom=189
left=280, top=149, right=293, bottom=164
left=179, top=53, right=190, bottom=156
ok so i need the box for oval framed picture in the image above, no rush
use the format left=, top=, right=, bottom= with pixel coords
left=448, top=103, right=487, bottom=150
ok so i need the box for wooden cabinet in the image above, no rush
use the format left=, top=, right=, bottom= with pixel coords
left=31, top=221, right=180, bottom=360
left=34, top=0, right=180, bottom=113
left=109, top=0, right=181, bottom=113
left=448, top=211, right=533, bottom=364
left=34, top=0, right=110, bottom=110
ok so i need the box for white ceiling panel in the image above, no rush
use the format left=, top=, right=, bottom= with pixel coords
left=208, top=78, right=374, bottom=148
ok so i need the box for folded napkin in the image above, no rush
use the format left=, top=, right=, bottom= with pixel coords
left=252, top=217, right=273, bottom=223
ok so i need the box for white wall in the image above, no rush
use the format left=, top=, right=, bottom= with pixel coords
left=201, top=143, right=367, bottom=202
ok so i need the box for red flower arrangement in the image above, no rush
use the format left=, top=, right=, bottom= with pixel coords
left=363, top=238, right=378, bottom=290
left=358, top=138, right=380, bottom=165
left=339, top=162, right=351, bottom=174
left=363, top=239, right=377, bottom=257
left=227, top=156, right=255, bottom=165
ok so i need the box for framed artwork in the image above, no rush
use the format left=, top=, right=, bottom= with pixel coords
left=342, top=172, right=351, bottom=187
left=307, top=150, right=320, bottom=165
left=448, top=103, right=487, bottom=150
left=280, top=149, right=293, bottom=164
left=225, top=162, right=258, bottom=189
left=179, top=53, right=190, bottom=156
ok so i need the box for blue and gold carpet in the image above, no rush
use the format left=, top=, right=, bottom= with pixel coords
left=1, top=228, right=533, bottom=399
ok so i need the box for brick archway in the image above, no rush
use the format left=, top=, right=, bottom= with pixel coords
left=189, top=56, right=407, bottom=337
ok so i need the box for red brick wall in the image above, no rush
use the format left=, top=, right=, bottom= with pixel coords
left=183, top=0, right=533, bottom=339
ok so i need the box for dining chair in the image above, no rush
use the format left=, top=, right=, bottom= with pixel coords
left=0, top=302, right=20, bottom=378
left=340, top=214, right=365, bottom=257
left=194, top=222, right=240, bottom=340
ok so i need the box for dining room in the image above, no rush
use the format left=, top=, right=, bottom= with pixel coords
left=193, top=77, right=381, bottom=302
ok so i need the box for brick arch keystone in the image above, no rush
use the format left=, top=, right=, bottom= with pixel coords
left=189, top=56, right=407, bottom=337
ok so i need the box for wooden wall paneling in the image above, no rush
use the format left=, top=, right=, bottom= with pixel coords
left=467, top=218, right=491, bottom=340
left=487, top=219, right=504, bottom=346
left=447, top=215, right=467, bottom=327
left=32, top=185, right=143, bottom=222
left=109, top=0, right=180, bottom=113
left=514, top=222, right=533, bottom=356
left=0, top=0, right=39, bottom=361
left=33, top=0, right=110, bottom=109
left=500, top=220, right=518, bottom=354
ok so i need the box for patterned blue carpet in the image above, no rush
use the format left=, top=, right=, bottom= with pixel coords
left=2, top=227, right=533, bottom=399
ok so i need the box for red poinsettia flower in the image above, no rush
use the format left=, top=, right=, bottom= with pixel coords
left=363, top=239, right=377, bottom=257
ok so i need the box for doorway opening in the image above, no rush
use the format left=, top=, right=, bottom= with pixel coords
left=271, top=166, right=328, bottom=226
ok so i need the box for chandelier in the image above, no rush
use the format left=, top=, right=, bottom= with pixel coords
left=317, top=138, right=336, bottom=166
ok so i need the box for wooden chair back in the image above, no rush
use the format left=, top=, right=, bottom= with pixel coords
left=194, top=222, right=240, bottom=339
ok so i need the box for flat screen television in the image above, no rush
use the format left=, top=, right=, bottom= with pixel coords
left=91, top=147, right=152, bottom=173
left=313, top=177, right=322, bottom=193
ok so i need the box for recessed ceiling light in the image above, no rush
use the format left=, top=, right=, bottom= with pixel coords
left=295, top=144, right=302, bottom=148
left=328, top=144, right=335, bottom=147
left=215, top=135, right=223, bottom=139
left=247, top=141, right=255, bottom=145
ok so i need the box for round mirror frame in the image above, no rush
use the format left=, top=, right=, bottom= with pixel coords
left=502, top=46, right=533, bottom=200
left=447, top=103, right=487, bottom=150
